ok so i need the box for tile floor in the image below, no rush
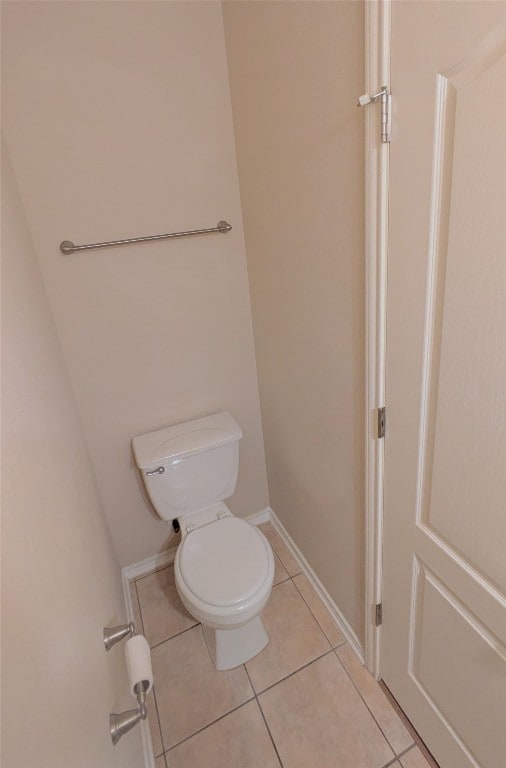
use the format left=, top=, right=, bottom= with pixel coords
left=129, top=522, right=438, bottom=768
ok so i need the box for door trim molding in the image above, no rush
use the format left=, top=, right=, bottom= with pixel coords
left=364, top=0, right=390, bottom=677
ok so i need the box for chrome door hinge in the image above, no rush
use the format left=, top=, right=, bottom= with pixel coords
left=375, top=603, right=383, bottom=627
left=377, top=407, right=386, bottom=439
left=357, top=86, right=391, bottom=143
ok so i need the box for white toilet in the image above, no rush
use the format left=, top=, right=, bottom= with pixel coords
left=132, top=411, right=274, bottom=670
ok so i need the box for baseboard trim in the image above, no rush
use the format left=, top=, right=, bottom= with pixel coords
left=122, top=548, right=177, bottom=584
left=119, top=507, right=273, bottom=768
left=121, top=507, right=272, bottom=585
left=121, top=567, right=161, bottom=768
left=120, top=503, right=364, bottom=768
left=121, top=507, right=365, bottom=667
left=267, top=508, right=365, bottom=665
left=245, top=506, right=272, bottom=525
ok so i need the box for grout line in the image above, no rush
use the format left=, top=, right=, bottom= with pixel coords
left=272, top=572, right=292, bottom=591
left=142, top=522, right=395, bottom=766
left=264, top=549, right=406, bottom=764
left=133, top=579, right=166, bottom=765
left=380, top=756, right=401, bottom=768
left=133, top=580, right=146, bottom=635
left=149, top=621, right=200, bottom=651
left=158, top=635, right=336, bottom=761
left=396, top=743, right=418, bottom=761
left=273, top=573, right=291, bottom=587
left=163, top=697, right=255, bottom=755
left=150, top=685, right=167, bottom=758
left=255, top=648, right=335, bottom=697
left=272, top=551, right=291, bottom=585
left=135, top=575, right=198, bottom=648
left=333, top=648, right=404, bottom=760
left=260, top=522, right=302, bottom=578
left=134, top=578, right=197, bottom=759
left=244, top=665, right=284, bottom=768
left=133, top=562, right=175, bottom=583
left=267, top=514, right=365, bottom=660
left=290, top=573, right=345, bottom=649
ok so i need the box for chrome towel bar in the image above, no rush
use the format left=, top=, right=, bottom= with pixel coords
left=60, top=220, right=232, bottom=254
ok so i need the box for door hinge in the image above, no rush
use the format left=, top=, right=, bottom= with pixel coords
left=377, top=407, right=386, bottom=439
left=375, top=603, right=383, bottom=627
left=357, top=86, right=391, bottom=143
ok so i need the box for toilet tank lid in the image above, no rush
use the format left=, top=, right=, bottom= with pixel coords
left=132, top=411, right=242, bottom=469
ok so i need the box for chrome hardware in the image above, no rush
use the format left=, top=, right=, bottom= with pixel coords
left=110, top=680, right=149, bottom=745
left=103, top=621, right=135, bottom=651
left=357, top=86, right=391, bottom=143
left=60, top=220, right=232, bottom=254
left=357, top=88, right=386, bottom=107
left=375, top=603, right=383, bottom=627
left=145, top=466, right=165, bottom=477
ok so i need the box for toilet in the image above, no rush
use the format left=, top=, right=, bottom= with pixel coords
left=132, top=411, right=274, bottom=670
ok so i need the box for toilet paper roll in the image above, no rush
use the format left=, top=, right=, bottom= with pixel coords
left=125, top=634, right=153, bottom=697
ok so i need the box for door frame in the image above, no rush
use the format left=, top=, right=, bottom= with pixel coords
left=364, top=0, right=391, bottom=678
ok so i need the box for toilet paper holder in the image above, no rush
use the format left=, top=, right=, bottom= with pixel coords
left=107, top=632, right=154, bottom=745
left=103, top=621, right=135, bottom=651
left=110, top=679, right=149, bottom=745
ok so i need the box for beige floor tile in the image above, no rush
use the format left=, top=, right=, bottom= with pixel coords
left=259, top=653, right=394, bottom=768
left=259, top=522, right=301, bottom=576
left=337, top=644, right=414, bottom=754
left=166, top=700, right=280, bottom=768
left=245, top=579, right=330, bottom=692
left=136, top=565, right=197, bottom=646
left=154, top=754, right=166, bottom=768
left=293, top=573, right=345, bottom=647
left=147, top=689, right=164, bottom=756
left=152, top=625, right=253, bottom=749
left=400, top=746, right=436, bottom=768
left=272, top=551, right=290, bottom=585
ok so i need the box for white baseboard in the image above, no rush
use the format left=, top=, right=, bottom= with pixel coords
left=121, top=506, right=272, bottom=585
left=122, top=547, right=177, bottom=584
left=267, top=508, right=365, bottom=664
left=245, top=506, right=272, bottom=525
left=121, top=504, right=365, bottom=768
left=121, top=567, right=160, bottom=768
left=119, top=506, right=273, bottom=768
left=121, top=505, right=365, bottom=666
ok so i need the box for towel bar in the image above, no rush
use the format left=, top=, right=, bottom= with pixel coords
left=60, top=220, right=232, bottom=254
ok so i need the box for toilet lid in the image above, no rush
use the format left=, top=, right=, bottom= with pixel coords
left=178, top=517, right=271, bottom=607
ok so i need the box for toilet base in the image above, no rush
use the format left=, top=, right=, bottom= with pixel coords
left=202, top=615, right=269, bottom=670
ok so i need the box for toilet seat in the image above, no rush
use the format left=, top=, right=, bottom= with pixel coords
left=179, top=516, right=271, bottom=606
left=174, top=517, right=274, bottom=629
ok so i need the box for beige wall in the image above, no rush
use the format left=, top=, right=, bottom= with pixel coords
left=223, top=1, right=365, bottom=643
left=1, top=139, right=143, bottom=767
left=2, top=0, right=268, bottom=567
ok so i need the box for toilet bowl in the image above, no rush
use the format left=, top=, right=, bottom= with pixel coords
left=132, top=412, right=274, bottom=670
left=175, top=509, right=274, bottom=669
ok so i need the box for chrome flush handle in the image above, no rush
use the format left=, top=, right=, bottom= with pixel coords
left=145, top=466, right=165, bottom=476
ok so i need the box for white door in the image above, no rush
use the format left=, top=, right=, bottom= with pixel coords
left=381, top=3, right=506, bottom=768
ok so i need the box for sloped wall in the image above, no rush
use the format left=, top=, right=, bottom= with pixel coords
left=2, top=1, right=269, bottom=567
left=1, top=139, right=143, bottom=768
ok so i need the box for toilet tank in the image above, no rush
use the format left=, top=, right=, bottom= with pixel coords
left=132, top=412, right=243, bottom=521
